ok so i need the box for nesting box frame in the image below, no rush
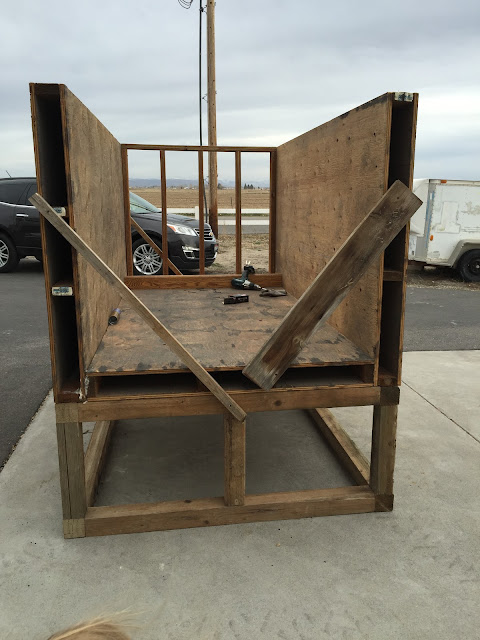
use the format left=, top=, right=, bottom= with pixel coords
left=30, top=84, right=417, bottom=538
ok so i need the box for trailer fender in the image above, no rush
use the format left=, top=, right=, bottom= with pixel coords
left=450, top=240, right=480, bottom=267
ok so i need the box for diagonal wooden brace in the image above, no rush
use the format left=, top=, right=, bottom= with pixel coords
left=31, top=193, right=246, bottom=422
left=243, top=181, right=422, bottom=390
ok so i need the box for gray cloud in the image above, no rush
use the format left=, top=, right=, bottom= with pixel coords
left=1, top=0, right=479, bottom=180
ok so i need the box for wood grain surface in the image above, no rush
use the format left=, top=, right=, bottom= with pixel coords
left=275, top=93, right=392, bottom=358
left=61, top=86, right=126, bottom=377
left=243, top=181, right=421, bottom=389
left=87, top=288, right=374, bottom=375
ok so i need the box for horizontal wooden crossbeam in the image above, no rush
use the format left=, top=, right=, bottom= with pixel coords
left=84, top=486, right=375, bottom=536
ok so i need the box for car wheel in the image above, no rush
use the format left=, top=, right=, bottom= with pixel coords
left=132, top=238, right=163, bottom=275
left=0, top=234, right=19, bottom=273
left=457, top=249, right=480, bottom=282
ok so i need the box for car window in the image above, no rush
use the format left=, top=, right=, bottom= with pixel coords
left=17, top=182, right=38, bottom=206
left=129, top=192, right=159, bottom=214
left=0, top=181, right=29, bottom=205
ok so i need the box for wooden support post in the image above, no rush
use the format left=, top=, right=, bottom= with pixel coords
left=235, top=151, right=242, bottom=273
left=370, top=405, right=398, bottom=511
left=243, top=181, right=422, bottom=390
left=130, top=218, right=182, bottom=275
left=160, top=150, right=168, bottom=275
left=269, top=150, right=277, bottom=273
left=56, top=422, right=87, bottom=538
left=224, top=414, right=246, bottom=506
left=198, top=151, right=205, bottom=274
left=31, top=193, right=246, bottom=422
left=307, top=408, right=370, bottom=485
left=84, top=420, right=116, bottom=507
left=122, top=147, right=133, bottom=275
left=207, top=0, right=218, bottom=238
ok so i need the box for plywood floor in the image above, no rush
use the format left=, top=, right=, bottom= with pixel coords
left=87, top=289, right=374, bottom=375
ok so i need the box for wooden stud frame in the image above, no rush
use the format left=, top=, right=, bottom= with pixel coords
left=121, top=144, right=276, bottom=281
left=30, top=84, right=417, bottom=538
left=53, top=386, right=398, bottom=538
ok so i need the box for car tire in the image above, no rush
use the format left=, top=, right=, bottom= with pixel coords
left=0, top=233, right=19, bottom=273
left=132, top=237, right=163, bottom=276
left=457, top=249, right=480, bottom=282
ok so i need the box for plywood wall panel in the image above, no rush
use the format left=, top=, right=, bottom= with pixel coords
left=60, top=86, right=126, bottom=375
left=275, top=94, right=392, bottom=357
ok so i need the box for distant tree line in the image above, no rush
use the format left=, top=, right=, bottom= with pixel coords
left=243, top=183, right=256, bottom=189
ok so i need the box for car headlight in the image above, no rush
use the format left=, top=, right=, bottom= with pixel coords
left=167, top=224, right=196, bottom=236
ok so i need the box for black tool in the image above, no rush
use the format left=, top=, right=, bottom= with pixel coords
left=223, top=294, right=249, bottom=305
left=231, top=264, right=262, bottom=290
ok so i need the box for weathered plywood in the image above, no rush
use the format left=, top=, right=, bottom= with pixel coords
left=61, top=85, right=126, bottom=381
left=87, top=288, right=374, bottom=375
left=275, top=94, right=392, bottom=358
left=244, top=182, right=421, bottom=389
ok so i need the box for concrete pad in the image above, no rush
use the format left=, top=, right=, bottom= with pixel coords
left=1, top=356, right=479, bottom=640
left=402, top=350, right=480, bottom=441
left=96, top=411, right=352, bottom=506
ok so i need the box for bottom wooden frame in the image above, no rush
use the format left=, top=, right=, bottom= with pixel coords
left=55, top=388, right=399, bottom=538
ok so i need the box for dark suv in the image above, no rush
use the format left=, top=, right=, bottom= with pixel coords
left=0, top=178, right=218, bottom=274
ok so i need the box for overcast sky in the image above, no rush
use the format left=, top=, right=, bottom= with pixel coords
left=1, top=0, right=479, bottom=181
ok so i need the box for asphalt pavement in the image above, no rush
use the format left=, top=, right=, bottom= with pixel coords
left=0, top=258, right=478, bottom=467
left=0, top=258, right=51, bottom=468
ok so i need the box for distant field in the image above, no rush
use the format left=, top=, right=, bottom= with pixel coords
left=131, top=187, right=270, bottom=210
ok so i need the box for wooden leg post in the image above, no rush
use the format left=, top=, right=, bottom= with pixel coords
left=56, top=421, right=87, bottom=538
left=370, top=405, right=398, bottom=511
left=224, top=414, right=246, bottom=506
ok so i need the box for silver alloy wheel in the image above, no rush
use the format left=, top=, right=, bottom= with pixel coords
left=133, top=243, right=163, bottom=275
left=0, top=239, right=9, bottom=268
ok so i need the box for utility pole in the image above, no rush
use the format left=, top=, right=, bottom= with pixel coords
left=206, top=0, right=218, bottom=237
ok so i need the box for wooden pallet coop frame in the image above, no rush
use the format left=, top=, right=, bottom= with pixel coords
left=30, top=84, right=418, bottom=538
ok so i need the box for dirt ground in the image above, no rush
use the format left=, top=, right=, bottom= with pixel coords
left=209, top=236, right=480, bottom=290
left=407, top=264, right=480, bottom=290
left=208, top=234, right=270, bottom=273
left=132, top=187, right=270, bottom=210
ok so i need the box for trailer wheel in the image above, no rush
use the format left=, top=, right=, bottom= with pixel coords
left=457, top=249, right=480, bottom=282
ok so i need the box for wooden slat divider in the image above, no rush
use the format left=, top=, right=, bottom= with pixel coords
left=224, top=415, right=246, bottom=506
left=235, top=151, right=242, bottom=273
left=122, top=147, right=133, bottom=275
left=198, top=151, right=205, bottom=274
left=269, top=150, right=277, bottom=273
left=125, top=273, right=283, bottom=289
left=160, top=150, right=168, bottom=275
left=122, top=144, right=276, bottom=153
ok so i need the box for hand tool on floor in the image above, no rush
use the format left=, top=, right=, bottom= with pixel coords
left=223, top=294, right=249, bottom=305
left=231, top=263, right=262, bottom=290
left=231, top=263, right=287, bottom=296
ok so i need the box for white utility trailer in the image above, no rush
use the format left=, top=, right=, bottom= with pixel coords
left=409, top=179, right=480, bottom=281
